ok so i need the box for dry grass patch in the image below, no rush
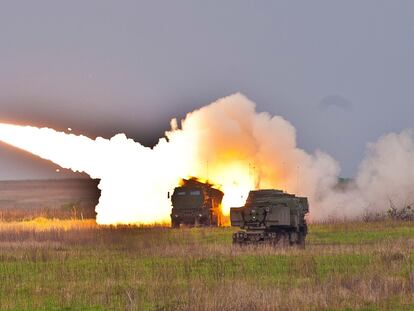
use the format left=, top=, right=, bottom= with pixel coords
left=1, top=220, right=414, bottom=310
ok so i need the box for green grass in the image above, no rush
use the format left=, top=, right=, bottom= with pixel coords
left=310, top=221, right=414, bottom=244
left=1, top=220, right=414, bottom=310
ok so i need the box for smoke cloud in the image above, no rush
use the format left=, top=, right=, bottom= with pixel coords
left=315, top=130, right=414, bottom=220
left=0, top=93, right=412, bottom=223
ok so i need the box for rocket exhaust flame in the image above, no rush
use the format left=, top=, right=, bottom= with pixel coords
left=0, top=123, right=194, bottom=224
left=0, top=93, right=340, bottom=224
left=0, top=93, right=413, bottom=224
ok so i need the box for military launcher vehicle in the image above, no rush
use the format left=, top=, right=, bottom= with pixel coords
left=170, top=178, right=224, bottom=228
left=230, top=190, right=309, bottom=247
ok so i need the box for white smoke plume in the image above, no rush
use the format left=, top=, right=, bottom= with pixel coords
left=0, top=93, right=412, bottom=224
left=315, top=130, right=414, bottom=221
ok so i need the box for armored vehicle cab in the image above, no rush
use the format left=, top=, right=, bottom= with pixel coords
left=170, top=178, right=224, bottom=228
left=230, top=190, right=309, bottom=247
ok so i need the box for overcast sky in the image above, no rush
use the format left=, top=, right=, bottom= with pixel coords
left=0, top=0, right=413, bottom=179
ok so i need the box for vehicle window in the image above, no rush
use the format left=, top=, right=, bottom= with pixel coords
left=177, top=191, right=186, bottom=196
left=190, top=190, right=201, bottom=195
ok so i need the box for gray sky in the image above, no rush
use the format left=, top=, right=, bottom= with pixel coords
left=0, top=0, right=413, bottom=179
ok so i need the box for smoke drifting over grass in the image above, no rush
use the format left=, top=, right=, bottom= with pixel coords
left=317, top=130, right=414, bottom=220
left=0, top=93, right=412, bottom=223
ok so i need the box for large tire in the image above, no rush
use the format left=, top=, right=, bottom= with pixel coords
left=297, top=232, right=305, bottom=249
left=212, top=215, right=219, bottom=227
left=280, top=232, right=290, bottom=247
left=171, top=219, right=180, bottom=229
left=208, top=215, right=214, bottom=227
left=232, top=233, right=239, bottom=245
left=270, top=232, right=289, bottom=247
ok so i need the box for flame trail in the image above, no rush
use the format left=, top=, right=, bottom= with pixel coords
left=0, top=122, right=201, bottom=224
left=0, top=93, right=342, bottom=224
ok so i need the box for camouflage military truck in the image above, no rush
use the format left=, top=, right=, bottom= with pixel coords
left=170, top=178, right=224, bottom=228
left=230, top=189, right=309, bottom=247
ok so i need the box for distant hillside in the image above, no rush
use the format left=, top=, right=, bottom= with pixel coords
left=0, top=179, right=100, bottom=220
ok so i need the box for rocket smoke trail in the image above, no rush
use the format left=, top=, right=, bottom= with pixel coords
left=0, top=94, right=412, bottom=224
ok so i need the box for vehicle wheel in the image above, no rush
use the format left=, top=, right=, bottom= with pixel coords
left=297, top=232, right=305, bottom=249
left=281, top=232, right=290, bottom=247
left=272, top=232, right=288, bottom=247
left=232, top=233, right=238, bottom=244
left=212, top=215, right=219, bottom=227
left=267, top=232, right=278, bottom=246
left=171, top=219, right=180, bottom=229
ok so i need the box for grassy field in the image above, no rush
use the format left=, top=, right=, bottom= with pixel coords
left=1, top=219, right=414, bottom=310
left=0, top=179, right=99, bottom=221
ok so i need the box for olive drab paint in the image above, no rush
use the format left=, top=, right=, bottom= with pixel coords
left=170, top=178, right=224, bottom=228
left=231, top=190, right=309, bottom=247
